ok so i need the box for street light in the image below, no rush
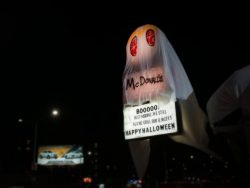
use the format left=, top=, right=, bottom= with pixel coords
left=32, top=108, right=60, bottom=171
left=51, top=109, right=59, bottom=117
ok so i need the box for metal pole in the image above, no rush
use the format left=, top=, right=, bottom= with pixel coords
left=32, top=122, right=38, bottom=171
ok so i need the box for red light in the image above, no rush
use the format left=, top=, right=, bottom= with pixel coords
left=83, top=177, right=92, bottom=183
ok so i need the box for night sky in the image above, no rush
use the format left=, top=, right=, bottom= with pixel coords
left=1, top=5, right=249, bottom=158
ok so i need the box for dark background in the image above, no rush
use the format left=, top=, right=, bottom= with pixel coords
left=1, top=4, right=249, bottom=174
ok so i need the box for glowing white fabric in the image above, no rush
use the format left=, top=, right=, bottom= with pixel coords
left=123, top=24, right=193, bottom=105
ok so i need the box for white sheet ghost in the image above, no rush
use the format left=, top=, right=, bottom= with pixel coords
left=207, top=65, right=250, bottom=162
left=207, top=65, right=250, bottom=126
left=122, top=24, right=218, bottom=179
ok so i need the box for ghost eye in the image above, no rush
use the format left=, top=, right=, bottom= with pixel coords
left=130, top=36, right=137, bottom=56
left=146, top=29, right=155, bottom=46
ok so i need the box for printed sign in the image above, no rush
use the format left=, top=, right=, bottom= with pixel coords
left=124, top=101, right=178, bottom=139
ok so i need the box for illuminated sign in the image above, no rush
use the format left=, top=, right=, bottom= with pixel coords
left=37, top=145, right=84, bottom=166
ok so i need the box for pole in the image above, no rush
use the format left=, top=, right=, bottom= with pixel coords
left=32, top=122, right=38, bottom=171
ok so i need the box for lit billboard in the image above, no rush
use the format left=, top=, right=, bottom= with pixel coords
left=37, top=145, right=84, bottom=166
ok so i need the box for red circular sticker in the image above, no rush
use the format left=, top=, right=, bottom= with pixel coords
left=146, top=29, right=155, bottom=46
left=130, top=36, right=137, bottom=56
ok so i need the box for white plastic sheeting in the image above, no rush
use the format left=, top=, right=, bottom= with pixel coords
left=123, top=24, right=193, bottom=105
left=207, top=65, right=250, bottom=158
left=207, top=65, right=250, bottom=125
left=123, top=24, right=216, bottom=178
